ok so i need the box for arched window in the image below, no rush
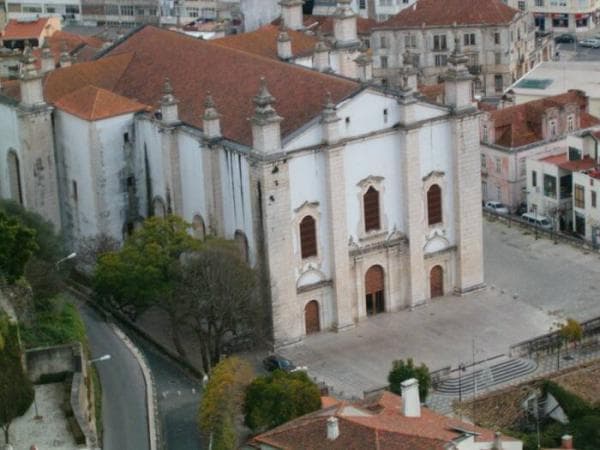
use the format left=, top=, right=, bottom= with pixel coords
left=299, top=215, right=317, bottom=259
left=192, top=214, right=206, bottom=241
left=7, top=151, right=23, bottom=205
left=427, top=184, right=442, bottom=225
left=363, top=186, right=380, bottom=232
left=234, top=230, right=249, bottom=263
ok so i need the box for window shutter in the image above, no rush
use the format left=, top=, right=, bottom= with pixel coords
left=300, top=216, right=317, bottom=258
left=364, top=187, right=381, bottom=231
left=428, top=185, right=442, bottom=225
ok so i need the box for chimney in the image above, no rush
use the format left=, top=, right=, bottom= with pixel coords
left=19, top=45, right=45, bottom=108
left=203, top=92, right=221, bottom=141
left=322, top=91, right=341, bottom=144
left=313, top=31, right=330, bottom=72
left=279, top=0, right=304, bottom=31
left=277, top=27, right=293, bottom=60
left=59, top=42, right=71, bottom=68
left=561, top=435, right=573, bottom=449
left=160, top=78, right=180, bottom=125
left=400, top=378, right=421, bottom=418
left=213, top=22, right=226, bottom=39
left=251, top=77, right=283, bottom=153
left=326, top=416, right=339, bottom=441
left=40, top=40, right=55, bottom=73
left=492, top=431, right=503, bottom=450
left=333, top=0, right=359, bottom=48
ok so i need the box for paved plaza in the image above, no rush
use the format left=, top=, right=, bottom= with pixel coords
left=280, top=218, right=600, bottom=399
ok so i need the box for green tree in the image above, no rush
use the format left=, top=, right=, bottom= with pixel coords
left=244, top=370, right=321, bottom=433
left=560, top=318, right=583, bottom=345
left=571, top=415, right=600, bottom=450
left=94, top=216, right=200, bottom=356
left=0, top=316, right=35, bottom=444
left=199, top=357, right=254, bottom=450
left=0, top=211, right=38, bottom=284
left=387, top=358, right=431, bottom=401
left=177, top=241, right=261, bottom=372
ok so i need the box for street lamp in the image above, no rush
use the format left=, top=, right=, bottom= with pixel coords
left=88, top=354, right=111, bottom=365
left=55, top=252, right=77, bottom=269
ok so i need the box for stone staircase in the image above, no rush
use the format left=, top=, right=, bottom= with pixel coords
left=436, top=358, right=537, bottom=395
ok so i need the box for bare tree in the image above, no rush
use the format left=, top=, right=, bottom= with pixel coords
left=177, top=244, right=261, bottom=373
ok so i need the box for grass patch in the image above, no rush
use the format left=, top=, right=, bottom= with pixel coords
left=90, top=365, right=103, bottom=442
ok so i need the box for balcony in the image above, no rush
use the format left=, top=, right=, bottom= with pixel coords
left=468, top=64, right=482, bottom=75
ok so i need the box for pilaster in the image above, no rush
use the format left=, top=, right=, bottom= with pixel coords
left=401, top=129, right=426, bottom=305
left=325, top=145, right=354, bottom=331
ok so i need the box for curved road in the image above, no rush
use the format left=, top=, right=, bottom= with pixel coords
left=79, top=303, right=150, bottom=450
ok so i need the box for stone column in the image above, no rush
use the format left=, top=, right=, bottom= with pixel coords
left=325, top=145, right=354, bottom=331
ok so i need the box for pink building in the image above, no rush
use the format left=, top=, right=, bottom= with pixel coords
left=479, top=90, right=600, bottom=212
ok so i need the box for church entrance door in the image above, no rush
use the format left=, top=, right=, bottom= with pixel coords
left=304, top=300, right=320, bottom=334
left=365, top=265, right=385, bottom=316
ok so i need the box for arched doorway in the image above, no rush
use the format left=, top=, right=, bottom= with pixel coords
left=234, top=230, right=249, bottom=263
left=192, top=214, right=206, bottom=240
left=7, top=150, right=23, bottom=205
left=430, top=265, right=444, bottom=298
left=365, top=265, right=385, bottom=316
left=304, top=300, right=320, bottom=334
left=152, top=197, right=166, bottom=218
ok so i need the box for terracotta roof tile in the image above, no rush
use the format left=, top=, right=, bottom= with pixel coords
left=212, top=24, right=318, bottom=60
left=251, top=391, right=517, bottom=450
left=489, top=90, right=600, bottom=148
left=53, top=85, right=148, bottom=120
left=418, top=83, right=444, bottom=103
left=99, top=26, right=360, bottom=145
left=31, top=30, right=104, bottom=69
left=2, top=18, right=50, bottom=40
left=378, top=0, right=519, bottom=28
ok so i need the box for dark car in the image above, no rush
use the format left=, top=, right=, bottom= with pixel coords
left=554, top=33, right=575, bottom=44
left=262, top=354, right=296, bottom=372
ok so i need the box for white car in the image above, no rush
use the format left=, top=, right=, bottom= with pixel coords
left=484, top=201, right=509, bottom=214
left=579, top=38, right=600, bottom=48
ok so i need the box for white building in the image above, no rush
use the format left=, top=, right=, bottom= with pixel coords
left=0, top=25, right=484, bottom=346
left=510, top=61, right=600, bottom=119
left=504, top=0, right=600, bottom=33
left=3, top=0, right=82, bottom=22
left=371, top=0, right=554, bottom=96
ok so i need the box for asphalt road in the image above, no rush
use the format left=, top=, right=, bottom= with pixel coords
left=79, top=303, right=150, bottom=450
left=130, top=334, right=204, bottom=450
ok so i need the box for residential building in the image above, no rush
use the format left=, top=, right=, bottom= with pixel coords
left=247, top=379, right=522, bottom=449
left=1, top=16, right=61, bottom=48
left=371, top=0, right=554, bottom=96
left=0, top=25, right=484, bottom=346
left=3, top=0, right=82, bottom=23
left=510, top=61, right=600, bottom=118
left=313, top=0, right=417, bottom=21
left=79, top=0, right=161, bottom=26
left=527, top=132, right=600, bottom=240
left=480, top=90, right=600, bottom=212
left=504, top=0, right=600, bottom=33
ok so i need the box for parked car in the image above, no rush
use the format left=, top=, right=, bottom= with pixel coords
left=578, top=38, right=600, bottom=48
left=521, top=213, right=553, bottom=230
left=484, top=201, right=509, bottom=215
left=263, top=354, right=297, bottom=372
left=554, top=33, right=575, bottom=44
left=514, top=202, right=527, bottom=216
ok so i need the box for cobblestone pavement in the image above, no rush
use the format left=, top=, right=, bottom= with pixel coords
left=279, top=219, right=600, bottom=399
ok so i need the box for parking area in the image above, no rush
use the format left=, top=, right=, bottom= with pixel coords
left=279, top=218, right=600, bottom=399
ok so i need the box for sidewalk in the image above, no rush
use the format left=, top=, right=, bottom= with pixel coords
left=427, top=344, right=600, bottom=415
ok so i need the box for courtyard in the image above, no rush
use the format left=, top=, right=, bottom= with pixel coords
left=279, top=218, right=600, bottom=399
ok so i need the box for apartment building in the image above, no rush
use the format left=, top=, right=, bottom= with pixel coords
left=504, top=0, right=600, bottom=33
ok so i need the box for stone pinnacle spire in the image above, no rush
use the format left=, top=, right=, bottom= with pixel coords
left=322, top=91, right=339, bottom=123
left=21, top=42, right=39, bottom=79
left=203, top=91, right=220, bottom=121
left=161, top=77, right=177, bottom=104
left=251, top=77, right=282, bottom=125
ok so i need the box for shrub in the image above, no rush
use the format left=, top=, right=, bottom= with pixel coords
left=244, top=370, right=321, bottom=433
left=20, top=299, right=86, bottom=349
left=388, top=358, right=431, bottom=401
left=570, top=415, right=600, bottom=450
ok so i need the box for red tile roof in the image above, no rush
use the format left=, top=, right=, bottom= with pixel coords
left=541, top=154, right=596, bottom=172
left=418, top=83, right=444, bottom=103
left=96, top=26, right=360, bottom=144
left=54, top=85, right=148, bottom=120
left=2, top=18, right=50, bottom=40
left=378, top=0, right=519, bottom=28
left=488, top=90, right=600, bottom=148
left=250, top=391, right=517, bottom=450
left=212, top=24, right=318, bottom=60
left=31, top=30, right=104, bottom=69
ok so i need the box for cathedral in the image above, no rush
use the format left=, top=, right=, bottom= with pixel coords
left=0, top=4, right=484, bottom=346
